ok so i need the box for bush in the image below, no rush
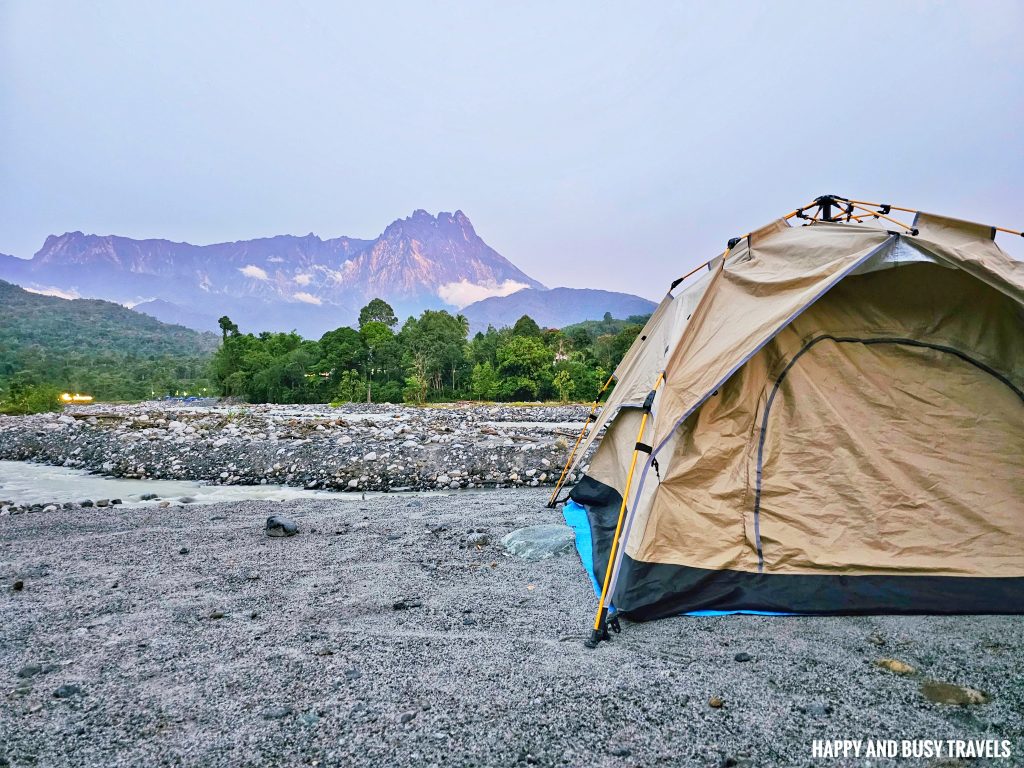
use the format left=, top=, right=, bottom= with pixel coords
left=0, top=383, right=64, bottom=415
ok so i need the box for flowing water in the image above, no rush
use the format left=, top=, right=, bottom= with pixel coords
left=0, top=460, right=382, bottom=507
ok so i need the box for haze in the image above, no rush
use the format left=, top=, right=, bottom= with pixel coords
left=1, top=1, right=1021, bottom=299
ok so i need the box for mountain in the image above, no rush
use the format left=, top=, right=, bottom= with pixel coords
left=460, top=287, right=657, bottom=334
left=0, top=210, right=657, bottom=337
left=0, top=210, right=544, bottom=337
left=0, top=279, right=218, bottom=400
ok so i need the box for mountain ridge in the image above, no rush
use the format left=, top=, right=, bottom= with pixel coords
left=0, top=210, right=654, bottom=336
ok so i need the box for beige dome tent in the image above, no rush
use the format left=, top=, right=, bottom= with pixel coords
left=549, top=196, right=1024, bottom=646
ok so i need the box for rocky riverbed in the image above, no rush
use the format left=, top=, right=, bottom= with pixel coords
left=3, top=489, right=1021, bottom=767
left=0, top=403, right=596, bottom=498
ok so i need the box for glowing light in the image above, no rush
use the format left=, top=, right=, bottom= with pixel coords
left=60, top=393, right=94, bottom=403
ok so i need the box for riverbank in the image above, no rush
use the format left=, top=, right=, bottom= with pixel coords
left=0, top=402, right=594, bottom=495
left=3, top=489, right=1021, bottom=767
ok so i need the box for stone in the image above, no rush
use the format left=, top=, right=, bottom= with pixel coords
left=709, top=697, right=724, bottom=709
left=266, top=515, right=299, bottom=537
left=179, top=547, right=190, bottom=555
left=875, top=658, right=916, bottom=675
left=920, top=680, right=987, bottom=705
left=263, top=705, right=294, bottom=719
left=364, top=451, right=377, bottom=461
left=96, top=499, right=110, bottom=507
left=53, top=684, right=82, bottom=699
left=12, top=580, right=23, bottom=592
left=399, top=710, right=417, bottom=724
left=17, top=664, right=42, bottom=678
left=734, top=652, right=752, bottom=662
left=393, top=597, right=422, bottom=610
left=501, top=525, right=575, bottom=561
left=610, top=747, right=631, bottom=757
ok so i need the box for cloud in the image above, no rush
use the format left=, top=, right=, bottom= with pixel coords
left=293, top=291, right=322, bottom=305
left=267, top=256, right=285, bottom=263
left=437, top=278, right=530, bottom=308
left=24, top=285, right=80, bottom=300
left=294, top=273, right=313, bottom=286
left=239, top=264, right=269, bottom=280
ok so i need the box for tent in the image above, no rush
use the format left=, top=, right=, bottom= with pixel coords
left=549, top=197, right=1024, bottom=645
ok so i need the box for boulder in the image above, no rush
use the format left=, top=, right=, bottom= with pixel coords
left=501, top=525, right=575, bottom=561
left=266, top=515, right=299, bottom=538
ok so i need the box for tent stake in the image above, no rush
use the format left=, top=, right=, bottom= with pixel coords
left=585, top=372, right=665, bottom=648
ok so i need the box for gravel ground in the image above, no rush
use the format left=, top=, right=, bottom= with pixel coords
left=2, top=489, right=1021, bottom=767
left=0, top=403, right=595, bottom=500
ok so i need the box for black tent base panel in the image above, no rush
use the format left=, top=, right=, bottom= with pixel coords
left=615, top=559, right=1024, bottom=621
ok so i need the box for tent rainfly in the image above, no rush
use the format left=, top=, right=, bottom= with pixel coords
left=548, top=196, right=1024, bottom=647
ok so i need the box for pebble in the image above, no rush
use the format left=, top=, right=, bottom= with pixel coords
left=734, top=652, right=752, bottom=662
left=53, top=684, right=82, bottom=699
left=875, top=658, right=915, bottom=675
left=709, top=697, right=724, bottom=708
left=266, top=515, right=299, bottom=537
left=262, top=705, right=294, bottom=719
left=399, top=711, right=417, bottom=724
left=12, top=580, right=24, bottom=592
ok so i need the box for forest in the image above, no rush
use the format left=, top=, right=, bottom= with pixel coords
left=0, top=280, right=648, bottom=411
left=211, top=298, right=648, bottom=405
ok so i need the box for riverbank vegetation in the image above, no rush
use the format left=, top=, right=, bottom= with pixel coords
left=1, top=281, right=648, bottom=410
left=212, top=299, right=647, bottom=405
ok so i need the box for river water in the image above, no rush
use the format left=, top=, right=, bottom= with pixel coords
left=0, top=460, right=380, bottom=507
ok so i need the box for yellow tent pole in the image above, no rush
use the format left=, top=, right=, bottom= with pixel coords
left=585, top=371, right=665, bottom=648
left=546, top=372, right=615, bottom=508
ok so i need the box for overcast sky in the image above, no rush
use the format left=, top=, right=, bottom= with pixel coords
left=1, top=1, right=1021, bottom=298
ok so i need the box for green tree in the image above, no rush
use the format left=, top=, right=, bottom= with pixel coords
left=218, top=315, right=239, bottom=341
left=553, top=369, right=575, bottom=403
left=470, top=361, right=499, bottom=400
left=511, top=314, right=542, bottom=338
left=358, top=298, right=398, bottom=329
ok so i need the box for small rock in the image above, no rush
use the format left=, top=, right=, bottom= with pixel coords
left=920, top=680, right=987, bottom=705
left=734, top=652, right=752, bottom=662
left=178, top=547, right=189, bottom=555
left=501, top=525, right=575, bottom=561
left=610, top=747, right=631, bottom=757
left=80, top=500, right=94, bottom=508
left=709, top=697, right=724, bottom=709
left=363, top=451, right=377, bottom=461
left=399, top=710, right=417, bottom=724
left=875, top=658, right=915, bottom=675
left=344, top=668, right=362, bottom=680
left=12, top=580, right=24, bottom=592
left=263, top=705, right=294, bottom=719
left=266, top=515, right=299, bottom=537
left=298, top=711, right=319, bottom=727
left=16, top=664, right=42, bottom=678
left=140, top=493, right=158, bottom=501
left=209, top=610, right=225, bottom=620
left=53, top=684, right=82, bottom=699
left=96, top=499, right=110, bottom=508
left=867, top=633, right=886, bottom=646
left=801, top=702, right=832, bottom=717
left=393, top=598, right=422, bottom=610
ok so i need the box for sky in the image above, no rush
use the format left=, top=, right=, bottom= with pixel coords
left=1, top=1, right=1022, bottom=299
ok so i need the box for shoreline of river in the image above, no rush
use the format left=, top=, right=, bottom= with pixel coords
left=0, top=402, right=597, bottom=509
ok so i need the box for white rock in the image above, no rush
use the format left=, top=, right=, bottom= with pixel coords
left=347, top=479, right=359, bottom=488
left=363, top=451, right=377, bottom=461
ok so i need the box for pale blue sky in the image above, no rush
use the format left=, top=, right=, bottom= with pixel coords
left=2, top=1, right=1021, bottom=298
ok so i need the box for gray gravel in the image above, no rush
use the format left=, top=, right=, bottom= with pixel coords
left=1, top=489, right=1022, bottom=767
